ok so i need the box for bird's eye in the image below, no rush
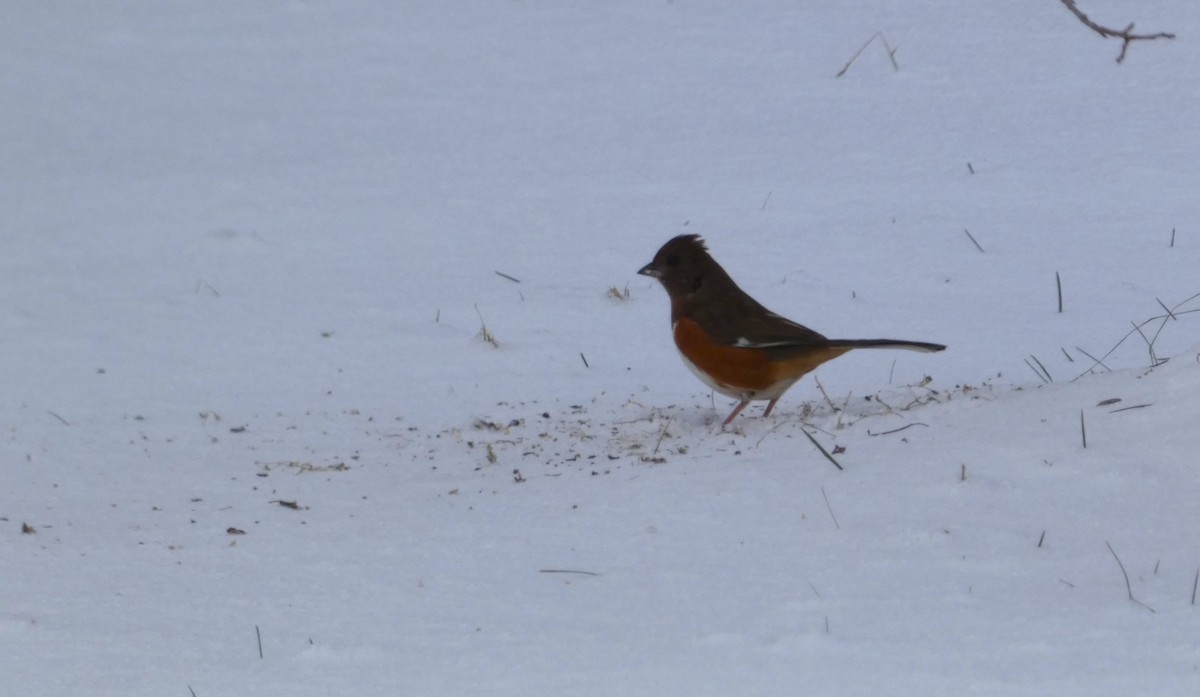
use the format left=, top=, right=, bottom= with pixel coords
left=664, top=254, right=680, bottom=267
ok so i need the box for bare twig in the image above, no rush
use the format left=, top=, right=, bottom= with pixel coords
left=1057, top=0, right=1175, bottom=63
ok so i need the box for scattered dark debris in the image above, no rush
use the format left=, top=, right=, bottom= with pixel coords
left=227, top=527, right=247, bottom=535
left=270, top=499, right=304, bottom=511
left=512, top=469, right=526, bottom=483
left=21, top=522, right=36, bottom=535
left=229, top=425, right=247, bottom=433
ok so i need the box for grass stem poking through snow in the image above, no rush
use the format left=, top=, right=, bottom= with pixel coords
left=652, top=417, right=673, bottom=456
left=474, top=304, right=499, bottom=348
left=1056, top=271, right=1063, bottom=313
left=1170, top=228, right=1176, bottom=247
left=1024, top=356, right=1051, bottom=383
left=800, top=428, right=843, bottom=471
left=963, top=228, right=985, bottom=253
left=494, top=270, right=521, bottom=283
left=821, top=487, right=840, bottom=529
left=1192, top=568, right=1198, bottom=606
left=255, top=624, right=264, bottom=658
left=1080, top=410, right=1087, bottom=448
left=835, top=31, right=899, bottom=77
left=1105, top=541, right=1155, bottom=612
left=1038, top=530, right=1046, bottom=548
left=579, top=352, right=589, bottom=368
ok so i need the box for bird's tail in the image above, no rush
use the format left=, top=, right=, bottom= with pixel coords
left=827, top=339, right=946, bottom=353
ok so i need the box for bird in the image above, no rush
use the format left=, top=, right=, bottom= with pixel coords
left=638, top=234, right=946, bottom=425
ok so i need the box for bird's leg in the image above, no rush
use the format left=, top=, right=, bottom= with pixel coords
left=761, top=398, right=780, bottom=418
left=722, top=400, right=751, bottom=426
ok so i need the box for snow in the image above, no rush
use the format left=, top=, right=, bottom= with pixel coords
left=3, top=1, right=1199, bottom=694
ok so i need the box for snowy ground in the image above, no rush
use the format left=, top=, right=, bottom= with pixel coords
left=3, top=1, right=1199, bottom=695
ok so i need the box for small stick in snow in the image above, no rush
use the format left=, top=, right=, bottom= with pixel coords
left=255, top=624, right=264, bottom=659
left=1191, top=568, right=1198, bottom=606
left=1056, top=271, right=1064, bottom=313
left=1079, top=410, right=1087, bottom=449
left=539, top=569, right=601, bottom=577
left=1057, top=0, right=1175, bottom=64
left=580, top=352, right=589, bottom=368
left=494, top=270, right=521, bottom=283
left=1170, top=228, right=1176, bottom=248
left=1037, top=530, right=1046, bottom=548
left=46, top=410, right=71, bottom=426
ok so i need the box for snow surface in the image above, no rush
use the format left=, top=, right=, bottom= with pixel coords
left=3, top=1, right=1199, bottom=695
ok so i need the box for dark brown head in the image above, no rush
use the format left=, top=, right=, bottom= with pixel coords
left=637, top=235, right=737, bottom=302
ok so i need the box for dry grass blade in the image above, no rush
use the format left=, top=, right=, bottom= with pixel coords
left=1105, top=540, right=1155, bottom=612
left=821, top=487, right=841, bottom=529
left=800, top=427, right=843, bottom=471
left=963, top=229, right=985, bottom=253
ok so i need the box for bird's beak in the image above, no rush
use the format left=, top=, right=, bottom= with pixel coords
left=637, top=263, right=661, bottom=278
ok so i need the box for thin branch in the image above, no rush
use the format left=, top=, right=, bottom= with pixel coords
left=1058, top=0, right=1175, bottom=63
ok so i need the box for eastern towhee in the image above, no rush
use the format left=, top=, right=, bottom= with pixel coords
left=639, top=234, right=946, bottom=425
